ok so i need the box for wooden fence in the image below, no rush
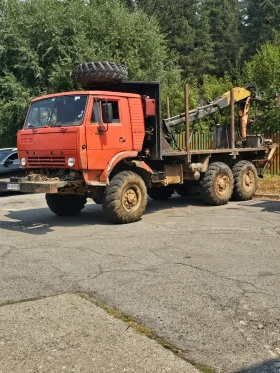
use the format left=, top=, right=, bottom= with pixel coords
left=174, top=132, right=280, bottom=176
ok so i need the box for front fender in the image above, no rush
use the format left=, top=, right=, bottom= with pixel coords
left=100, top=151, right=153, bottom=183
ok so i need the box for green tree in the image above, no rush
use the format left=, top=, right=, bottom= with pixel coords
left=201, top=0, right=242, bottom=77
left=244, top=40, right=280, bottom=132
left=0, top=0, right=181, bottom=146
left=242, top=0, right=280, bottom=58
left=133, top=0, right=215, bottom=80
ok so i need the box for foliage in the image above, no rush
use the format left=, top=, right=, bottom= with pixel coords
left=201, top=0, right=242, bottom=77
left=242, top=0, right=280, bottom=59
left=244, top=40, right=280, bottom=132
left=0, top=0, right=280, bottom=144
left=132, top=0, right=215, bottom=80
left=0, top=0, right=179, bottom=146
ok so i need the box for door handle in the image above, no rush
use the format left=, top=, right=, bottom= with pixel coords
left=119, top=137, right=126, bottom=143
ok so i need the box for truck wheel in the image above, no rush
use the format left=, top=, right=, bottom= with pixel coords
left=175, top=183, right=199, bottom=197
left=92, top=193, right=104, bottom=205
left=147, top=186, right=174, bottom=200
left=75, top=61, right=128, bottom=87
left=92, top=197, right=103, bottom=205
left=232, top=161, right=258, bottom=201
left=103, top=171, right=147, bottom=224
left=200, top=162, right=233, bottom=205
left=46, top=194, right=87, bottom=216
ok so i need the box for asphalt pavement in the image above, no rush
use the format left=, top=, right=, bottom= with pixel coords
left=0, top=193, right=279, bottom=372
left=0, top=293, right=199, bottom=373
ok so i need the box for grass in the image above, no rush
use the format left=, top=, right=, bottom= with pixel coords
left=79, top=293, right=217, bottom=373
left=256, top=174, right=280, bottom=196
left=194, top=363, right=217, bottom=373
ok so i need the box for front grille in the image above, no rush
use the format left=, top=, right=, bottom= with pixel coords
left=28, top=156, right=66, bottom=167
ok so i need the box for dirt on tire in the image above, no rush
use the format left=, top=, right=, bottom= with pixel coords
left=200, top=162, right=233, bottom=205
left=103, top=171, right=147, bottom=224
left=231, top=160, right=258, bottom=201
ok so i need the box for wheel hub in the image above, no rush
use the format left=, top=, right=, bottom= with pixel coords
left=122, top=185, right=141, bottom=213
left=215, top=174, right=230, bottom=197
left=243, top=170, right=254, bottom=192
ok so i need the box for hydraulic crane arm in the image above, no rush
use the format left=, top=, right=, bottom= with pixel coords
left=164, top=87, right=252, bottom=127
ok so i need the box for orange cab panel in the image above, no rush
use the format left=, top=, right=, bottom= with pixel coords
left=85, top=95, right=134, bottom=171
left=18, top=127, right=83, bottom=170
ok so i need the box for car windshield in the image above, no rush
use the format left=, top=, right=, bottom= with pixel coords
left=0, top=151, right=12, bottom=163
left=25, top=95, right=88, bottom=128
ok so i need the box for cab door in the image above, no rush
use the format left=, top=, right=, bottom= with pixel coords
left=85, top=95, right=132, bottom=171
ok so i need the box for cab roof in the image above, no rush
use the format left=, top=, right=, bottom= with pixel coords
left=31, top=90, right=141, bottom=102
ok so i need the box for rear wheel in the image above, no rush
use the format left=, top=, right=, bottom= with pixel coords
left=147, top=186, right=174, bottom=200
left=232, top=161, right=258, bottom=201
left=175, top=183, right=199, bottom=197
left=92, top=193, right=104, bottom=205
left=46, top=194, right=87, bottom=216
left=103, top=171, right=147, bottom=224
left=200, top=162, right=233, bottom=205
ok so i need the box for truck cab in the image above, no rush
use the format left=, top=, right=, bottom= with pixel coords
left=18, top=90, right=154, bottom=185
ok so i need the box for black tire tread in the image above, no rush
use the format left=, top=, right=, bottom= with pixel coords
left=76, top=61, right=128, bottom=87
left=46, top=194, right=87, bottom=216
left=147, top=186, right=174, bottom=200
left=232, top=160, right=258, bottom=201
left=103, top=171, right=147, bottom=224
left=200, top=162, right=233, bottom=206
left=175, top=183, right=199, bottom=197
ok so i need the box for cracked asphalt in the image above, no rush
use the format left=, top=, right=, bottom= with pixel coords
left=0, top=193, right=280, bottom=372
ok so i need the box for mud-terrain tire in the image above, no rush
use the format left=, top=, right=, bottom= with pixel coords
left=103, top=171, right=147, bottom=224
left=147, top=186, right=174, bottom=200
left=200, top=162, right=233, bottom=205
left=92, top=192, right=104, bottom=205
left=231, top=160, right=258, bottom=201
left=92, top=196, right=103, bottom=205
left=75, top=62, right=128, bottom=87
left=175, top=183, right=199, bottom=197
left=46, top=194, right=87, bottom=216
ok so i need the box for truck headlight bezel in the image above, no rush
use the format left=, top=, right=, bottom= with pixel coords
left=67, top=157, right=75, bottom=167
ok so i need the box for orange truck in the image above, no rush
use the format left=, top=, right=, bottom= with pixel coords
left=0, top=62, right=277, bottom=223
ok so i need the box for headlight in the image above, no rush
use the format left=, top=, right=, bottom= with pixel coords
left=68, top=157, right=75, bottom=167
left=21, top=158, right=26, bottom=166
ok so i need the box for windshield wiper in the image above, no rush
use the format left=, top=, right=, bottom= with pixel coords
left=26, top=123, right=35, bottom=128
left=50, top=122, right=63, bottom=127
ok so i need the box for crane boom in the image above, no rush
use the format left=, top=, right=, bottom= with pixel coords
left=164, top=87, right=252, bottom=127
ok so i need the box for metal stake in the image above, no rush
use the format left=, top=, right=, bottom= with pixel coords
left=230, top=88, right=235, bottom=151
left=185, top=84, right=190, bottom=152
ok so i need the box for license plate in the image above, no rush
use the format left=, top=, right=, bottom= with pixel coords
left=7, top=183, right=20, bottom=191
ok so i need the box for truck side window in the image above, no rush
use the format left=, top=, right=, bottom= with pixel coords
left=101, top=100, right=120, bottom=123
left=91, top=101, right=100, bottom=123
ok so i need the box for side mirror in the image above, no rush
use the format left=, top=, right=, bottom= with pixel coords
left=102, top=103, right=113, bottom=123
left=4, top=159, right=13, bottom=167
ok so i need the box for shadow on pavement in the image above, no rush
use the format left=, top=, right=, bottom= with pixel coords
left=0, top=196, right=202, bottom=235
left=1, top=196, right=279, bottom=236
left=240, top=199, right=280, bottom=214
left=234, top=358, right=280, bottom=373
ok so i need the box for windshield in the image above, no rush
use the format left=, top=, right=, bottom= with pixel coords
left=25, top=95, right=88, bottom=128
left=0, top=151, right=11, bottom=163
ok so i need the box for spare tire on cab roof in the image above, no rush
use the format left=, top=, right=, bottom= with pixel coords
left=75, top=61, right=128, bottom=87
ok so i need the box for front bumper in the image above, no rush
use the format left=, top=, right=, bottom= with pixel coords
left=0, top=178, right=69, bottom=194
